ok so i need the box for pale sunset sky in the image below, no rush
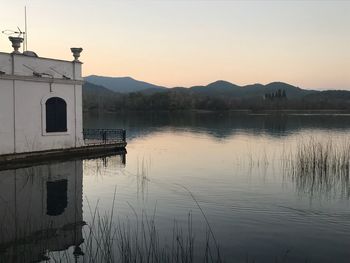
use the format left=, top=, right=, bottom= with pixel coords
left=1, top=0, right=349, bottom=89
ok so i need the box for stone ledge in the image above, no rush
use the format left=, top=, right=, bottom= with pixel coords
left=0, top=143, right=127, bottom=170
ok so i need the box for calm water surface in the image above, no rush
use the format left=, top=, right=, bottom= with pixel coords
left=2, top=112, right=350, bottom=262
left=84, top=112, right=350, bottom=262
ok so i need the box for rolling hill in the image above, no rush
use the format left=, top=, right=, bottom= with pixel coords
left=82, top=76, right=350, bottom=111
left=84, top=75, right=166, bottom=93
left=173, top=80, right=314, bottom=99
left=84, top=75, right=316, bottom=98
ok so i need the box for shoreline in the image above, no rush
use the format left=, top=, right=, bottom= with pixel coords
left=83, top=109, right=350, bottom=115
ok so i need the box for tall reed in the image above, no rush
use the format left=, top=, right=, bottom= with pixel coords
left=47, top=189, right=222, bottom=263
left=287, top=138, right=350, bottom=198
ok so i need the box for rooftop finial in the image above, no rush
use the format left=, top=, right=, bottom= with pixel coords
left=9, top=36, right=24, bottom=54
left=70, top=47, right=83, bottom=62
left=2, top=26, right=26, bottom=53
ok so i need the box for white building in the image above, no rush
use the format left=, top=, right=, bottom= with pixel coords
left=0, top=37, right=84, bottom=155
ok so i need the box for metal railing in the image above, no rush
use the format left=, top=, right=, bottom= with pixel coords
left=83, top=129, right=126, bottom=145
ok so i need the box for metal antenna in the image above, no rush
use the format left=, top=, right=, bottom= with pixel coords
left=24, top=6, right=28, bottom=51
left=23, top=64, right=54, bottom=78
left=2, top=28, right=26, bottom=38
left=50, top=67, right=71, bottom=80
left=18, top=26, right=24, bottom=52
left=2, top=26, right=26, bottom=52
left=23, top=64, right=42, bottom=77
left=2, top=6, right=28, bottom=52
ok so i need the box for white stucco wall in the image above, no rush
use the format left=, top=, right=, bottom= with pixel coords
left=0, top=52, right=84, bottom=155
left=75, top=83, right=84, bottom=146
left=0, top=79, right=15, bottom=155
left=0, top=53, right=12, bottom=74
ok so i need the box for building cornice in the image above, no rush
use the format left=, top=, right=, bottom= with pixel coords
left=0, top=74, right=84, bottom=85
left=0, top=51, right=83, bottom=64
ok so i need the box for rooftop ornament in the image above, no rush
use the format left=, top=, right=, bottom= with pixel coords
left=3, top=27, right=26, bottom=54
left=9, top=36, right=24, bottom=54
left=70, top=47, right=83, bottom=62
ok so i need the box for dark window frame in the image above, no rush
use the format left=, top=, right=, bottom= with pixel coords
left=45, top=97, right=68, bottom=133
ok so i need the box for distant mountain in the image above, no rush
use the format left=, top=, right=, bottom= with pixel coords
left=302, top=90, right=350, bottom=108
left=84, top=75, right=166, bottom=93
left=179, top=80, right=315, bottom=99
left=82, top=77, right=350, bottom=111
left=240, top=82, right=314, bottom=99
left=189, top=80, right=240, bottom=96
left=83, top=81, right=121, bottom=112
left=83, top=81, right=117, bottom=96
left=83, top=75, right=316, bottom=98
left=304, top=90, right=350, bottom=100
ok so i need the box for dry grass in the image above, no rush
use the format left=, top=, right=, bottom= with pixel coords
left=46, top=188, right=222, bottom=263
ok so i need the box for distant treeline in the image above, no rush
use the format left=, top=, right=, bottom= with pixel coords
left=83, top=82, right=350, bottom=112
left=264, top=89, right=287, bottom=100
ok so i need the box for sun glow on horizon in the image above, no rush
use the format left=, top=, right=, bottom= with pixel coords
left=1, top=1, right=349, bottom=90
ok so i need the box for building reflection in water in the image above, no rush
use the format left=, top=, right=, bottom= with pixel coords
left=0, top=152, right=126, bottom=262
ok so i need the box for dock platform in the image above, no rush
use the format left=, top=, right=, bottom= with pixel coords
left=0, top=129, right=127, bottom=170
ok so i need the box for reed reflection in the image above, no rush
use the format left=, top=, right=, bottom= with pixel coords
left=286, top=139, right=350, bottom=199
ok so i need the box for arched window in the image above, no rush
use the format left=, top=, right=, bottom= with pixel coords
left=46, top=97, right=67, bottom=133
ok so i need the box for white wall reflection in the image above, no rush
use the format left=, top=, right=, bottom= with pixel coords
left=0, top=161, right=83, bottom=262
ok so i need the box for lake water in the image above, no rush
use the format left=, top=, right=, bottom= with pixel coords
left=1, top=112, right=350, bottom=262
